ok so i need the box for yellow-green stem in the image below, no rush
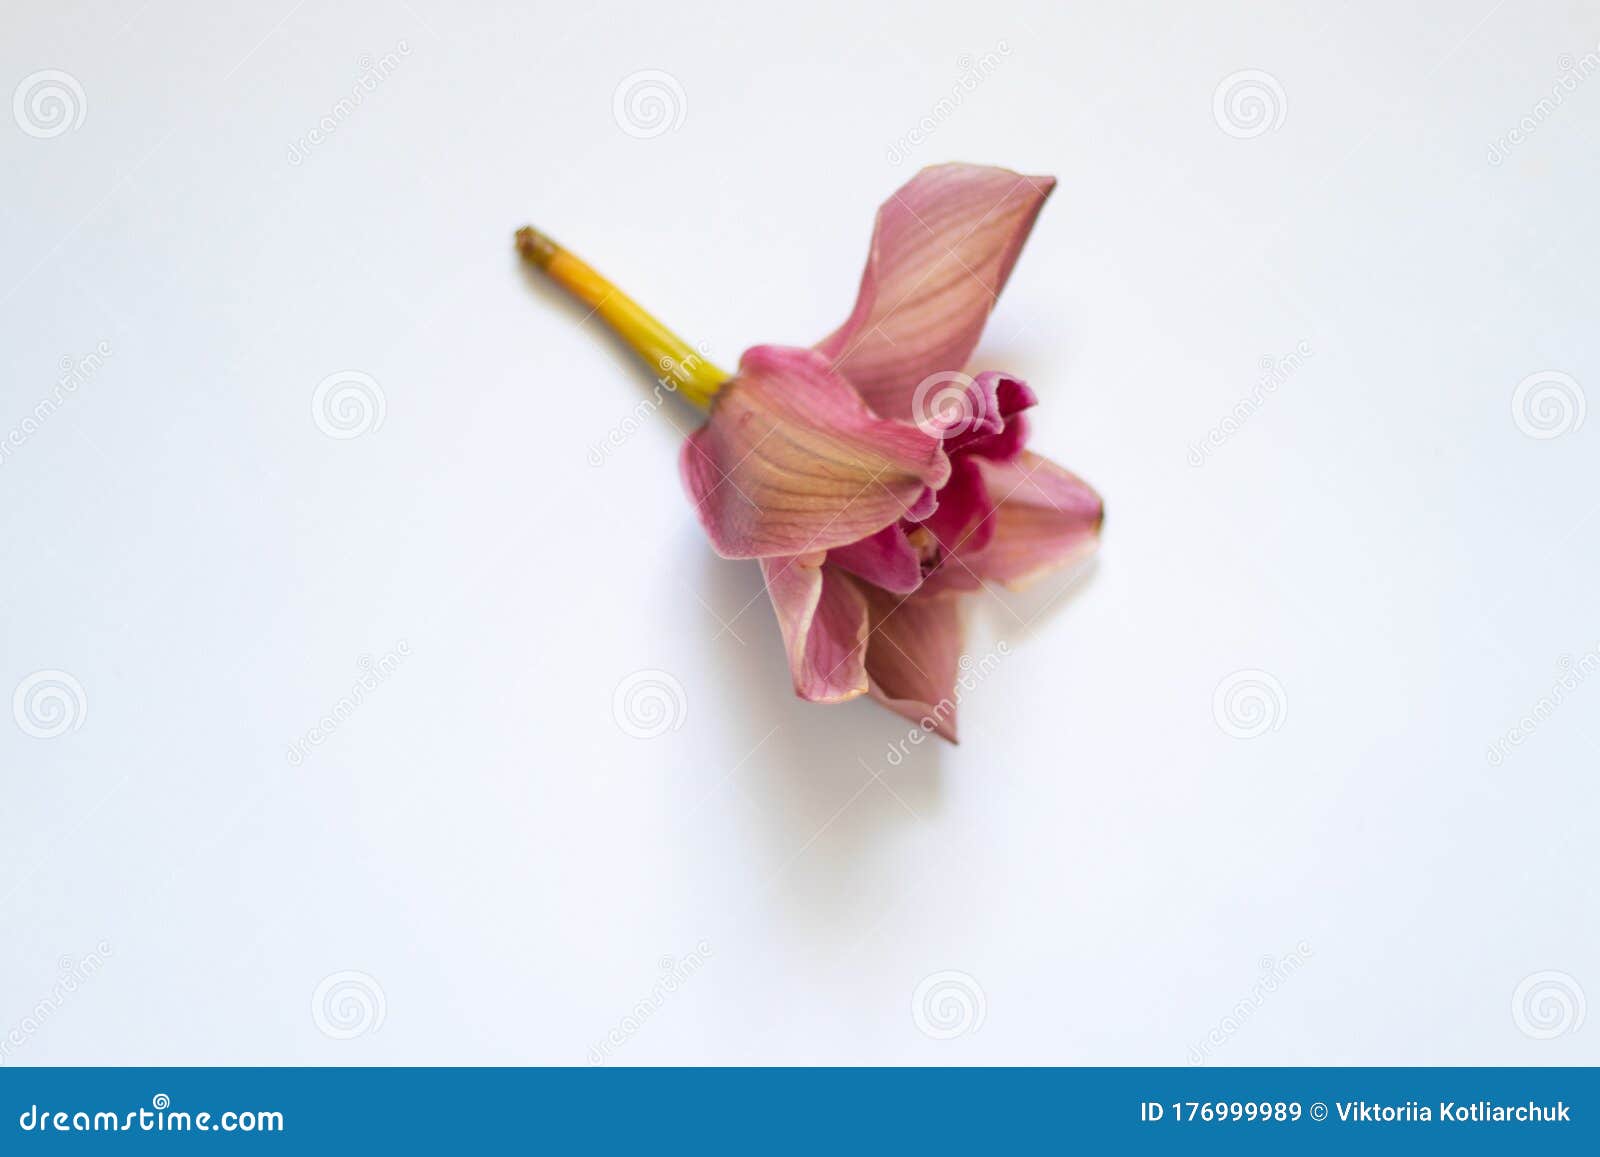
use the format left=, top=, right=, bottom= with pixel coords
left=515, top=227, right=729, bottom=409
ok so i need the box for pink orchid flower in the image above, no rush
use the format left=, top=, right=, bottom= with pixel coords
left=518, top=163, right=1102, bottom=741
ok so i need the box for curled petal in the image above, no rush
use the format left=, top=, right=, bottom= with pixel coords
left=760, top=555, right=870, bottom=703
left=925, top=371, right=1005, bottom=444
left=816, top=164, right=1055, bottom=421
left=941, top=371, right=1036, bottom=461
left=680, top=345, right=949, bottom=559
left=857, top=583, right=965, bottom=743
left=939, top=451, right=1102, bottom=590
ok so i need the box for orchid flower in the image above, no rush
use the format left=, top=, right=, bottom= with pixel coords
left=518, top=163, right=1102, bottom=741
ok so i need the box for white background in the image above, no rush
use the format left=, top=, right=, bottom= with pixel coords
left=2, top=0, right=1596, bottom=1065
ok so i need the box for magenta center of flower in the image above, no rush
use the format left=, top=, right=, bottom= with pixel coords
left=826, top=371, right=1040, bottom=595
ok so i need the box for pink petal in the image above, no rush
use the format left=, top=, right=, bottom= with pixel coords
left=815, top=164, right=1055, bottom=422
left=826, top=523, right=923, bottom=594
left=760, top=554, right=870, bottom=702
left=939, top=451, right=1102, bottom=590
left=857, top=582, right=965, bottom=743
left=680, top=345, right=950, bottom=559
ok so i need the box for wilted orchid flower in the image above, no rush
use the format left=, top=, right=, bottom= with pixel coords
left=518, top=163, right=1101, bottom=741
